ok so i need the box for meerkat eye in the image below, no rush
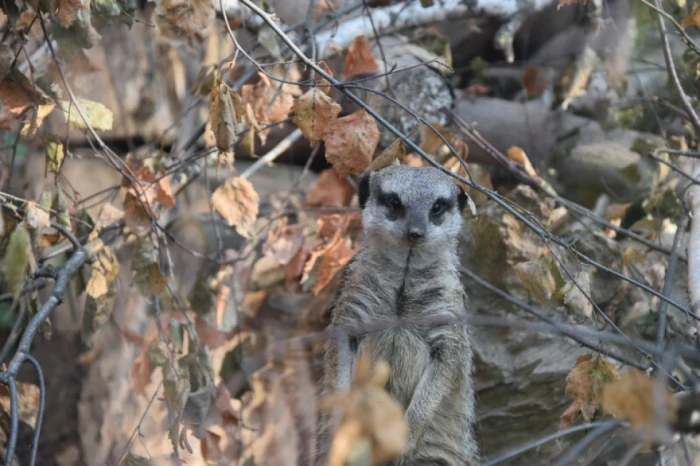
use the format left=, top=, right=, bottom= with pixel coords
left=387, top=195, right=402, bottom=209
left=432, top=199, right=448, bottom=215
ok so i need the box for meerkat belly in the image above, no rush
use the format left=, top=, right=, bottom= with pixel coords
left=367, top=328, right=430, bottom=407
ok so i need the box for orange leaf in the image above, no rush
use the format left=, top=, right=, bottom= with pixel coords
left=342, top=35, right=379, bottom=81
left=323, top=109, right=380, bottom=177
left=306, top=168, right=356, bottom=208
left=507, top=145, right=541, bottom=181
left=301, top=213, right=358, bottom=294
left=292, top=88, right=342, bottom=145
left=681, top=4, right=700, bottom=28
left=560, top=354, right=620, bottom=429
left=211, top=177, right=260, bottom=238
left=601, top=369, right=678, bottom=431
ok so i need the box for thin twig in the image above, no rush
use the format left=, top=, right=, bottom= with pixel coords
left=657, top=215, right=688, bottom=350
left=239, top=128, right=303, bottom=179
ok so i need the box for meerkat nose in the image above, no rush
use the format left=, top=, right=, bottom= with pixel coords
left=408, top=229, right=425, bottom=242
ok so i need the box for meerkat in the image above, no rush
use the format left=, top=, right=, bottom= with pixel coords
left=316, top=164, right=478, bottom=466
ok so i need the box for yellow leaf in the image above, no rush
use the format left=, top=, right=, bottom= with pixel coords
left=211, top=177, right=260, bottom=238
left=61, top=98, right=113, bottom=132
left=45, top=141, right=64, bottom=175
left=21, top=104, right=55, bottom=137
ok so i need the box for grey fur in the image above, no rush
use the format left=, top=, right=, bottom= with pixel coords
left=316, top=165, right=478, bottom=466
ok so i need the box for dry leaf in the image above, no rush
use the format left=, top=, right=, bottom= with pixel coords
left=122, top=157, right=176, bottom=236
left=60, top=98, right=113, bottom=132
left=316, top=61, right=335, bottom=94
left=129, top=331, right=160, bottom=396
left=507, top=146, right=541, bottom=182
left=326, top=353, right=408, bottom=466
left=366, top=139, right=405, bottom=173
left=45, top=141, right=64, bottom=175
left=263, top=218, right=305, bottom=266
left=323, top=109, right=380, bottom=177
left=131, top=236, right=167, bottom=296
left=0, top=381, right=41, bottom=428
left=57, top=0, right=83, bottom=28
left=25, top=201, right=50, bottom=232
left=292, top=88, right=342, bottom=145
left=559, top=354, right=620, bottom=430
left=521, top=65, right=549, bottom=98
left=342, top=35, right=379, bottom=81
left=681, top=4, right=700, bottom=28
left=22, top=104, right=55, bottom=137
left=602, top=369, right=678, bottom=431
left=241, top=72, right=299, bottom=143
left=209, top=80, right=242, bottom=155
left=211, top=177, right=260, bottom=238
left=302, top=214, right=358, bottom=294
left=306, top=168, right=355, bottom=208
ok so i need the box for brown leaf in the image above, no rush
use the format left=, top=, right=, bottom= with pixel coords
left=292, top=88, right=342, bottom=145
left=215, top=382, right=240, bottom=428
left=366, top=138, right=405, bottom=173
left=559, top=354, right=620, bottom=430
left=25, top=200, right=50, bottom=232
left=211, top=177, right=260, bottom=238
left=521, top=65, right=549, bottom=98
left=0, top=381, right=40, bottom=428
left=209, top=80, right=240, bottom=154
left=122, top=158, right=176, bottom=236
left=263, top=218, right=305, bottom=266
left=194, top=315, right=238, bottom=350
left=316, top=61, right=335, bottom=94
left=306, top=168, right=355, bottom=208
left=601, top=369, right=678, bottom=431
left=241, top=72, right=298, bottom=128
left=57, top=0, right=83, bottom=28
left=302, top=214, right=357, bottom=295
left=326, top=353, right=408, bottom=466
left=342, top=35, right=379, bottom=81
left=323, top=109, right=379, bottom=177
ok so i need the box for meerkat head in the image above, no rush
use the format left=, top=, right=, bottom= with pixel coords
left=357, top=165, right=467, bottom=250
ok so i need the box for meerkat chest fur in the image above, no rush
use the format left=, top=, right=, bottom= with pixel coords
left=343, top=245, right=466, bottom=406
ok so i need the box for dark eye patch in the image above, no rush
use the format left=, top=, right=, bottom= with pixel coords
left=430, top=197, right=453, bottom=223
left=376, top=189, right=404, bottom=220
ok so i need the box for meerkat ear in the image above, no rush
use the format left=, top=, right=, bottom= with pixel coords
left=457, top=187, right=468, bottom=214
left=358, top=172, right=372, bottom=209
